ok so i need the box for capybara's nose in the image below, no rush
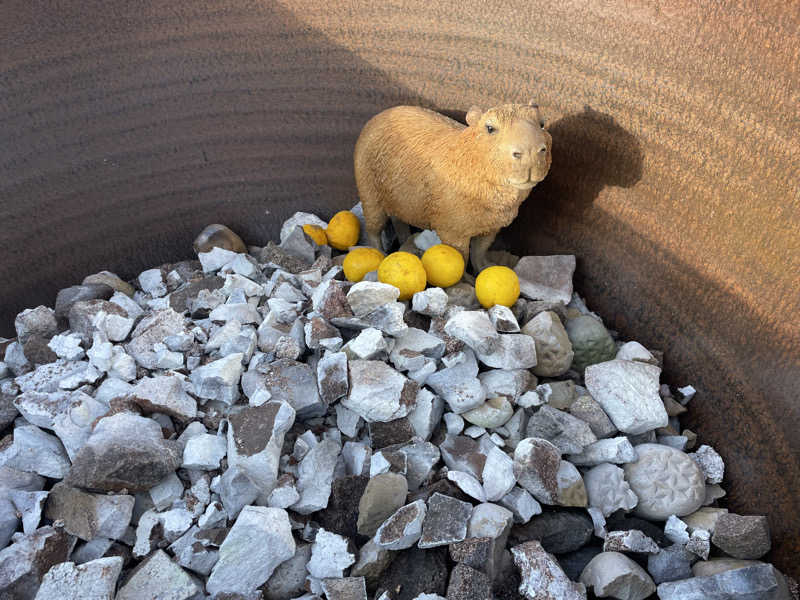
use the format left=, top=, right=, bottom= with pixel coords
left=538, top=144, right=547, bottom=154
left=512, top=150, right=523, bottom=160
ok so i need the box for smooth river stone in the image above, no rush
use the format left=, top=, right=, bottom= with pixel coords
left=624, top=443, right=705, bottom=520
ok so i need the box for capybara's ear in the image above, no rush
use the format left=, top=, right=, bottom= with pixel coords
left=466, top=106, right=483, bottom=126
left=524, top=101, right=545, bottom=127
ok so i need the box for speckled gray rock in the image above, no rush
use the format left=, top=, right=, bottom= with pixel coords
left=375, top=499, right=427, bottom=550
left=513, top=437, right=561, bottom=504
left=584, top=360, right=668, bottom=435
left=526, top=405, right=597, bottom=455
left=116, top=549, right=200, bottom=600
left=690, top=444, right=725, bottom=484
left=207, top=506, right=295, bottom=596
left=357, top=473, right=408, bottom=537
left=344, top=360, right=418, bottom=422
left=66, top=413, right=181, bottom=492
left=475, top=333, right=537, bottom=370
left=580, top=551, right=655, bottom=600
left=514, top=255, right=576, bottom=304
left=657, top=563, right=790, bottom=600
left=419, top=492, right=473, bottom=548
left=446, top=563, right=492, bottom=600
left=522, top=310, right=573, bottom=377
left=565, top=315, right=616, bottom=372
left=624, top=444, right=705, bottom=520
left=603, top=529, right=660, bottom=554
left=33, top=556, right=123, bottom=600
left=44, top=482, right=133, bottom=541
left=584, top=463, right=638, bottom=517
left=512, top=540, right=587, bottom=600
left=322, top=577, right=368, bottom=600
left=711, top=513, right=771, bottom=559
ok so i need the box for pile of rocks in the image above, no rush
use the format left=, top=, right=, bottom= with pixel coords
left=0, top=209, right=794, bottom=600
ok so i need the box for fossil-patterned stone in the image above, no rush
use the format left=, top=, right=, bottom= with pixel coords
left=584, top=463, right=638, bottom=517
left=521, top=310, right=573, bottom=377
left=565, top=315, right=616, bottom=372
left=623, top=443, right=705, bottom=520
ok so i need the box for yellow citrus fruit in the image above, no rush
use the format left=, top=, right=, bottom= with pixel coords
left=421, top=244, right=465, bottom=288
left=343, top=247, right=385, bottom=282
left=475, top=266, right=520, bottom=308
left=302, top=224, right=328, bottom=246
left=325, top=211, right=361, bottom=250
left=377, top=251, right=428, bottom=301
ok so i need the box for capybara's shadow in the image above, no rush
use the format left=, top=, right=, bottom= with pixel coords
left=503, top=106, right=644, bottom=251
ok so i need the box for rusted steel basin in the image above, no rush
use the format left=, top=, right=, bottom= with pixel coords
left=1, top=0, right=797, bottom=577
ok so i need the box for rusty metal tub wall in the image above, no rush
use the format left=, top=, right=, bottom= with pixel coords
left=1, top=0, right=798, bottom=577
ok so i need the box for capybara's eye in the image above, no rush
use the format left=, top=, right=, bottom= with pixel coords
left=486, top=124, right=496, bottom=134
left=540, top=121, right=545, bottom=128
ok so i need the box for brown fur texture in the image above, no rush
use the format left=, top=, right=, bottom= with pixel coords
left=354, top=102, right=552, bottom=270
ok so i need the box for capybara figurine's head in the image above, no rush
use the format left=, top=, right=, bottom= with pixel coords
left=465, top=101, right=552, bottom=190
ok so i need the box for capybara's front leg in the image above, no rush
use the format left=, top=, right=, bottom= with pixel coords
left=390, top=216, right=411, bottom=246
left=469, top=230, right=498, bottom=272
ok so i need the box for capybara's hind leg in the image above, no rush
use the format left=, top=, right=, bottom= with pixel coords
left=390, top=217, right=411, bottom=246
left=362, top=201, right=388, bottom=251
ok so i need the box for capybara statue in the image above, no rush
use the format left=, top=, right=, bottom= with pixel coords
left=354, top=102, right=552, bottom=270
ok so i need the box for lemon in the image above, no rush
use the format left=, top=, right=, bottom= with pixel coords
left=377, top=251, right=427, bottom=300
left=475, top=265, right=520, bottom=308
left=421, top=244, right=465, bottom=288
left=343, top=247, right=385, bottom=282
left=302, top=224, right=328, bottom=246
left=325, top=211, right=361, bottom=251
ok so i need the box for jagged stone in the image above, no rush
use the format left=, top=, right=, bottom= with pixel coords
left=206, top=506, right=295, bottom=596
left=66, top=413, right=181, bottom=492
left=512, top=540, right=587, bottom=600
